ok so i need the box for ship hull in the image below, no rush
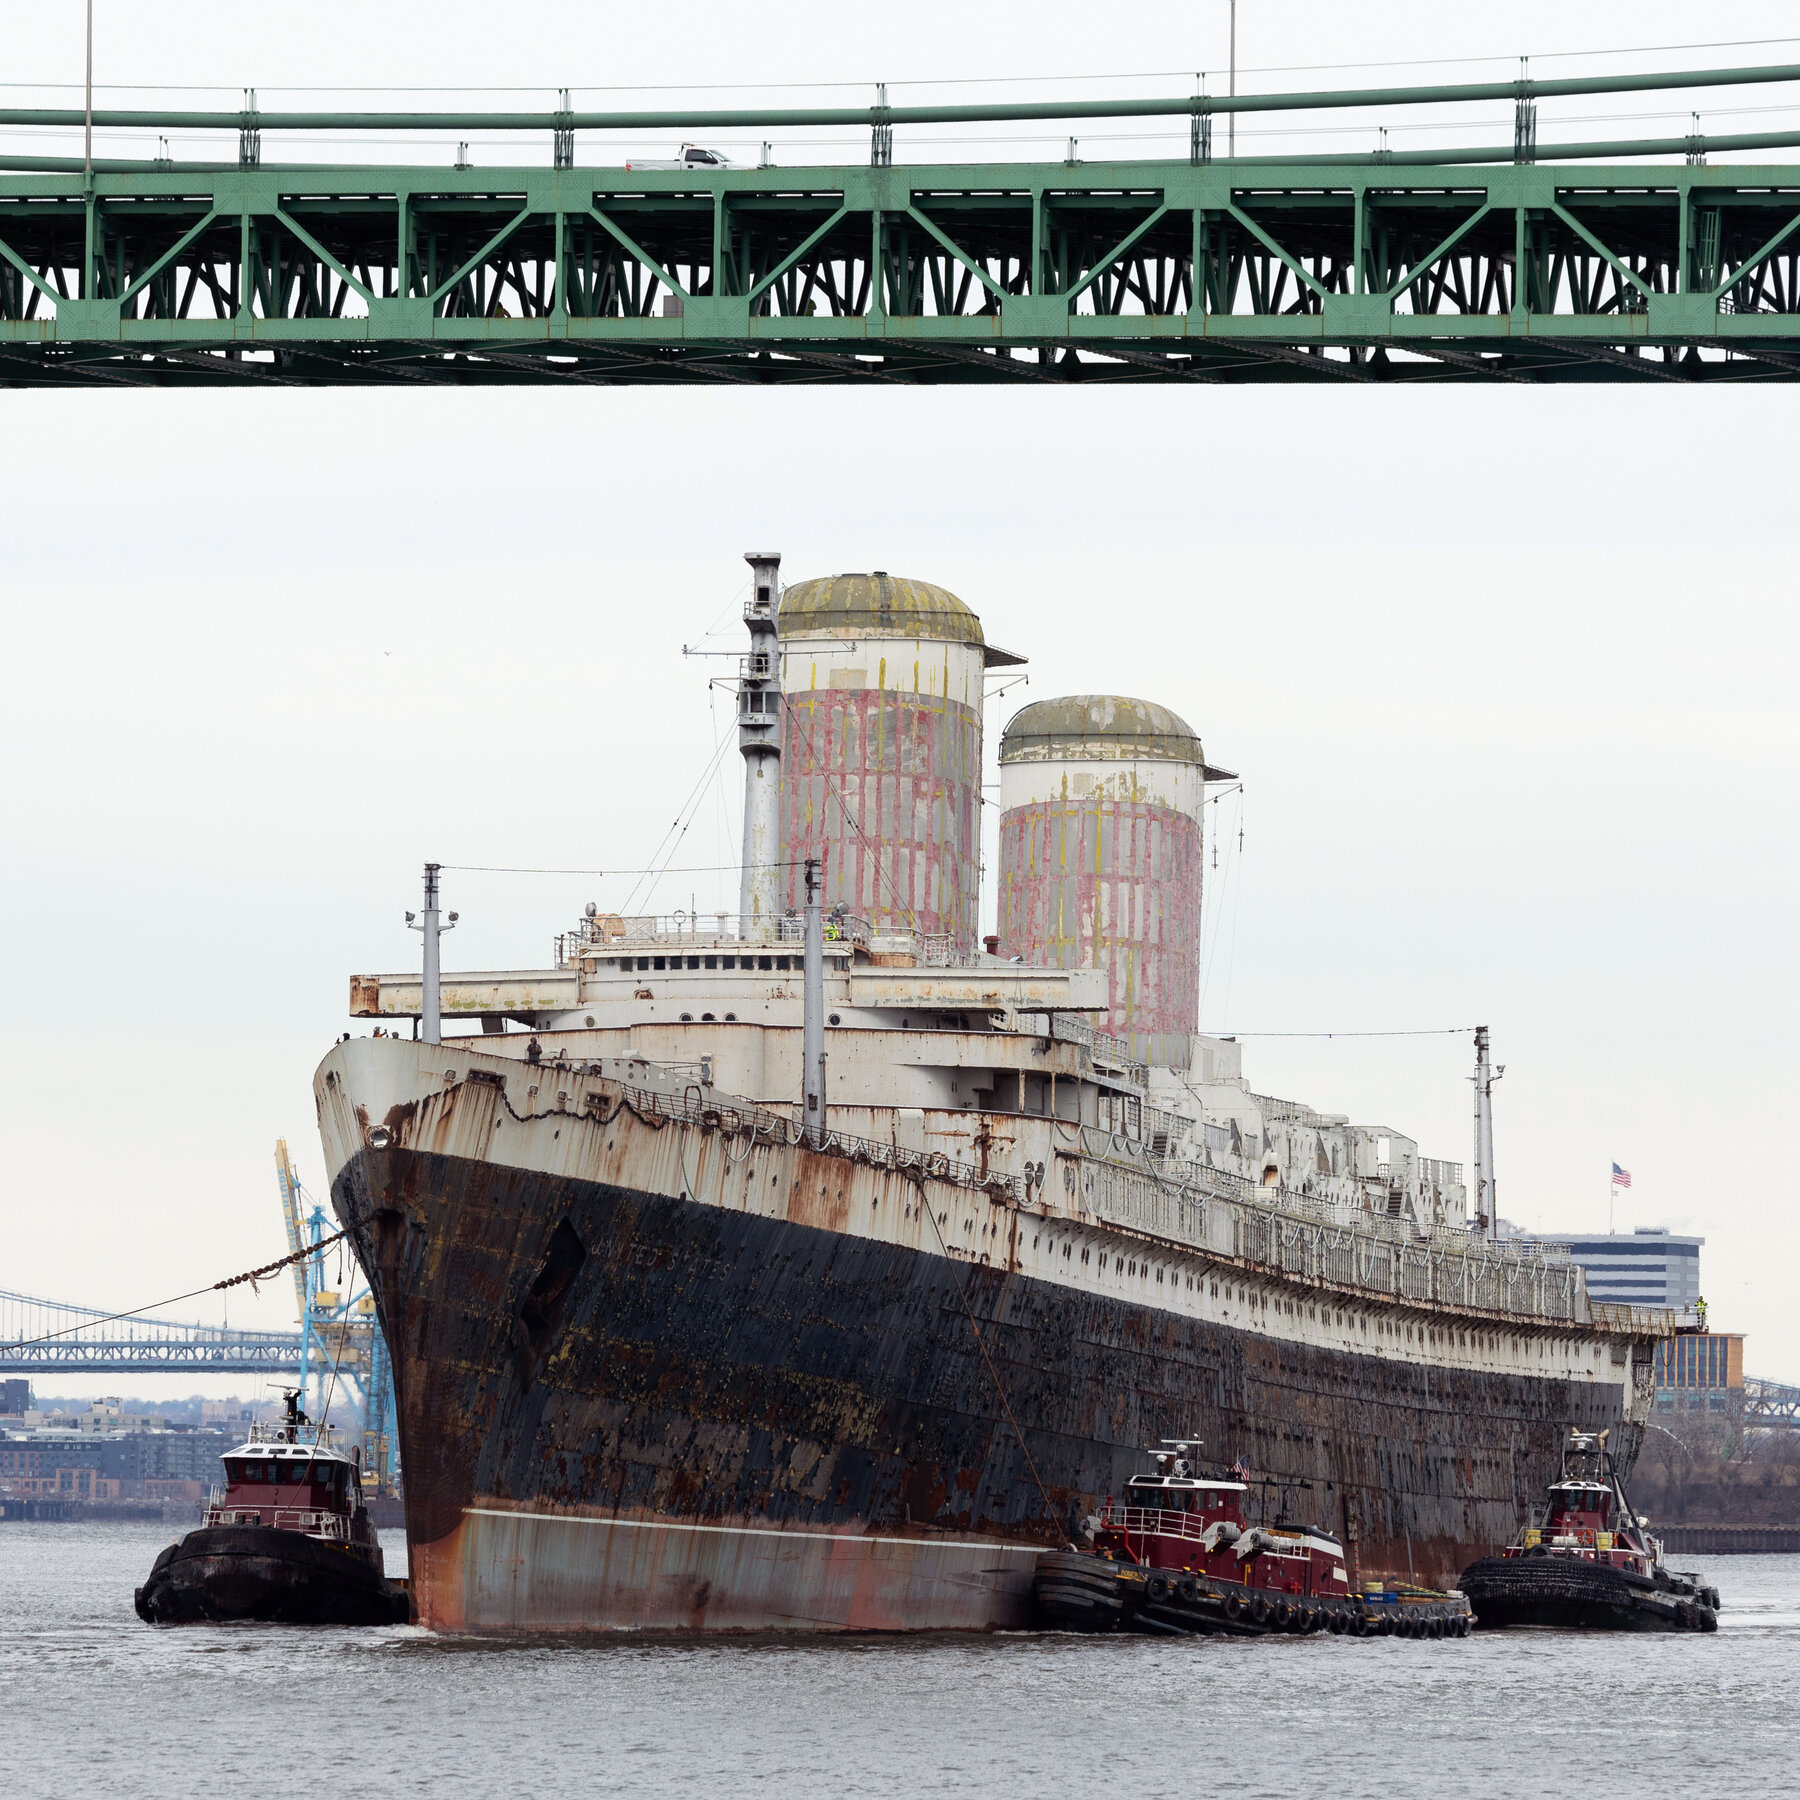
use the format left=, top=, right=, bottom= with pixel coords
left=413, top=1505, right=1038, bottom=1631
left=133, top=1526, right=408, bottom=1626
left=322, top=1069, right=1644, bottom=1634
left=1458, top=1554, right=1719, bottom=1632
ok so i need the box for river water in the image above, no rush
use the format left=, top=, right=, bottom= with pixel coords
left=4, top=1523, right=1793, bottom=1798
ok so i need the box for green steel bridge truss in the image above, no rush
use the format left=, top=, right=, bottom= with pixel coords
left=7, top=154, right=1800, bottom=382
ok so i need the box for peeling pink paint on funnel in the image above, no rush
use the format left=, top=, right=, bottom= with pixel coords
left=997, top=695, right=1208, bottom=1070
left=777, top=573, right=1016, bottom=951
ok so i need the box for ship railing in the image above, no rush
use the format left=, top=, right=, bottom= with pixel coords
left=855, top=926, right=982, bottom=967
left=1073, top=1143, right=1599, bottom=1325
left=1014, top=1011, right=1095, bottom=1050
left=1089, top=1032, right=1149, bottom=1086
left=1250, top=1092, right=1326, bottom=1128
left=615, top=1079, right=1028, bottom=1203
left=1100, top=1506, right=1212, bottom=1545
left=1012, top=1010, right=1151, bottom=1081
left=272, top=1508, right=353, bottom=1538
left=1591, top=1302, right=1680, bottom=1338
left=555, top=908, right=875, bottom=963
left=200, top=1505, right=354, bottom=1538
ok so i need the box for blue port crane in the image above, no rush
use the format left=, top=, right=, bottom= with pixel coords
left=273, top=1139, right=399, bottom=1492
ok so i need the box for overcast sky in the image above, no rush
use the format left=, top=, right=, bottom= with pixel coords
left=4, top=2, right=1798, bottom=1397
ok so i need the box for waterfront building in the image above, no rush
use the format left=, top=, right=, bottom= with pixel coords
left=0, top=1426, right=236, bottom=1500
left=1532, top=1227, right=1702, bottom=1313
left=1654, top=1332, right=1745, bottom=1415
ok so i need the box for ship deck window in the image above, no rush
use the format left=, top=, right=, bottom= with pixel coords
left=687, top=957, right=701, bottom=970
left=705, top=956, right=717, bottom=970
left=653, top=957, right=667, bottom=970
left=722, top=956, right=736, bottom=969
left=759, top=956, right=773, bottom=971
left=637, top=958, right=651, bottom=971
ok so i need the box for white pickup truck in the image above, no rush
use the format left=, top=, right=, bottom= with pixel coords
left=623, top=144, right=735, bottom=172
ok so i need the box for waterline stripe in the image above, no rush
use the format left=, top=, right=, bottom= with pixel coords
left=464, top=1507, right=1037, bottom=1557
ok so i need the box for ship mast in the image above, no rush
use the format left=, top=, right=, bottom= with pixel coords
left=802, top=855, right=826, bottom=1147
left=738, top=551, right=784, bottom=938
left=406, top=862, right=456, bottom=1045
left=1472, top=1023, right=1502, bottom=1237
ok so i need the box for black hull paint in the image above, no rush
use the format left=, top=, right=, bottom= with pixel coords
left=133, top=1526, right=409, bottom=1626
left=335, top=1143, right=1636, bottom=1600
left=1034, top=1550, right=1472, bottom=1638
left=1459, top=1554, right=1719, bottom=1632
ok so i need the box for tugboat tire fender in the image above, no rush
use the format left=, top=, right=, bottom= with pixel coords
left=1223, top=1592, right=1246, bottom=1623
left=1146, top=1576, right=1170, bottom=1602
left=1177, top=1577, right=1199, bottom=1603
left=1249, top=1593, right=1271, bottom=1627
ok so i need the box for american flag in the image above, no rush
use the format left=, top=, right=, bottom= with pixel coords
left=1612, top=1163, right=1633, bottom=1189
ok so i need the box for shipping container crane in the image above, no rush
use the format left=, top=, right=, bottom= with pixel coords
left=270, top=1140, right=399, bottom=1493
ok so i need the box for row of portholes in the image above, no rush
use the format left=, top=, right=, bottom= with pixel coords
left=679, top=1011, right=739, bottom=1022
left=1016, top=1235, right=1553, bottom=1368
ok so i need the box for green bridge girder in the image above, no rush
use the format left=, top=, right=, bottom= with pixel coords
left=4, top=158, right=1800, bottom=384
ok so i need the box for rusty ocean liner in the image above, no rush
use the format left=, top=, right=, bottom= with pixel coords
left=315, top=555, right=1667, bottom=1633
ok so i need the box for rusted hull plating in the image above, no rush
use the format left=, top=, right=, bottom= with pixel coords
left=328, top=1124, right=1638, bottom=1634
left=416, top=1507, right=1037, bottom=1632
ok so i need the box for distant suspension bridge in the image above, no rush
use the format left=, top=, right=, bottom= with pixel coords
left=1, top=1144, right=398, bottom=1484
left=0, top=1289, right=303, bottom=1375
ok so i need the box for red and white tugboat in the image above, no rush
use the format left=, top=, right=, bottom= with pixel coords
left=1459, top=1430, right=1720, bottom=1632
left=1035, top=1443, right=1472, bottom=1639
left=135, top=1394, right=409, bottom=1626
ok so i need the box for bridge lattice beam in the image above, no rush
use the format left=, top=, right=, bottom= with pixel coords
left=3, top=159, right=1800, bottom=384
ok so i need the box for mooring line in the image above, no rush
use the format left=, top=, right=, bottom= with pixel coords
left=0, top=1228, right=352, bottom=1351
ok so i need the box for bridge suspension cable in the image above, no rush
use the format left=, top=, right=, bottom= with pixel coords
left=0, top=1230, right=348, bottom=1363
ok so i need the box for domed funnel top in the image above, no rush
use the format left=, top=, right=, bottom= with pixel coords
left=777, top=572, right=985, bottom=647
left=1000, top=694, right=1202, bottom=765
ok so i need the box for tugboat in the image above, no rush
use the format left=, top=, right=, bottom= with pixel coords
left=135, top=1394, right=409, bottom=1626
left=1459, top=1430, right=1721, bottom=1632
left=1035, top=1443, right=1473, bottom=1639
